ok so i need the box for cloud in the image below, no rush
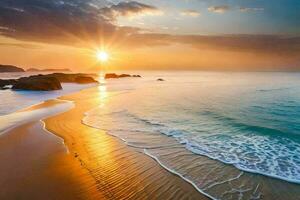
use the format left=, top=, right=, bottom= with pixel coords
left=100, top=1, right=163, bottom=21
left=174, top=35, right=300, bottom=55
left=0, top=0, right=157, bottom=46
left=0, top=0, right=298, bottom=63
left=124, top=33, right=300, bottom=57
left=180, top=9, right=200, bottom=17
left=0, top=0, right=114, bottom=44
left=208, top=5, right=230, bottom=14
left=239, top=7, right=264, bottom=12
left=0, top=42, right=41, bottom=49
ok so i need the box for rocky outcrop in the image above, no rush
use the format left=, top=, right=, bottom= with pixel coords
left=0, top=79, right=18, bottom=88
left=74, top=76, right=98, bottom=84
left=118, top=74, right=131, bottom=78
left=44, top=73, right=97, bottom=83
left=12, top=76, right=62, bottom=91
left=105, top=73, right=119, bottom=79
left=105, top=73, right=142, bottom=79
left=0, top=73, right=98, bottom=91
left=0, top=65, right=25, bottom=72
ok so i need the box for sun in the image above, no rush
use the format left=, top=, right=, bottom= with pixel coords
left=97, top=51, right=109, bottom=62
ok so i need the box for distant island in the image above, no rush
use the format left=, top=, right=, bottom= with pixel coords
left=27, top=68, right=71, bottom=72
left=0, top=64, right=72, bottom=73
left=0, top=64, right=25, bottom=72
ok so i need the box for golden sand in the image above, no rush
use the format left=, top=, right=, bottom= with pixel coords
left=0, top=88, right=207, bottom=199
left=2, top=86, right=300, bottom=199
left=44, top=87, right=208, bottom=199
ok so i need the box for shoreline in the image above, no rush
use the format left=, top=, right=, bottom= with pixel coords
left=0, top=86, right=208, bottom=199
left=50, top=86, right=300, bottom=199
left=1, top=85, right=300, bottom=199
left=0, top=104, right=103, bottom=199
left=0, top=99, right=73, bottom=136
left=44, top=87, right=208, bottom=199
left=0, top=81, right=97, bottom=116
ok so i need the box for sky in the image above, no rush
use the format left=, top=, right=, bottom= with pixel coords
left=0, top=0, right=299, bottom=71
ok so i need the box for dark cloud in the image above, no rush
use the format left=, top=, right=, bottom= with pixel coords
left=0, top=0, right=153, bottom=45
left=0, top=0, right=110, bottom=44
left=100, top=1, right=162, bottom=21
left=208, top=5, right=230, bottom=13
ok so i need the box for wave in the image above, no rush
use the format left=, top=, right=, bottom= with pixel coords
left=83, top=107, right=300, bottom=185
left=186, top=141, right=300, bottom=184
left=143, top=149, right=219, bottom=200
left=82, top=112, right=266, bottom=199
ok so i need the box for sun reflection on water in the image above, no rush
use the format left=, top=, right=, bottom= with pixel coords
left=97, top=71, right=108, bottom=108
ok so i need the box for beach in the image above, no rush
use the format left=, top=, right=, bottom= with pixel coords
left=0, top=0, right=299, bottom=198
left=1, top=72, right=300, bottom=200
left=0, top=87, right=207, bottom=199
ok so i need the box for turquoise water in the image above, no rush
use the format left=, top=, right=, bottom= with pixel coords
left=84, top=72, right=300, bottom=187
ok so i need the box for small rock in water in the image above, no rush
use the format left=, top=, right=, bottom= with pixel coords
left=105, top=73, right=142, bottom=79
left=157, top=78, right=165, bottom=81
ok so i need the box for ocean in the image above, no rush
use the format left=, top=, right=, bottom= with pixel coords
left=83, top=71, right=300, bottom=199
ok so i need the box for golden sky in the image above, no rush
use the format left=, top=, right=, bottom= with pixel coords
left=0, top=0, right=299, bottom=71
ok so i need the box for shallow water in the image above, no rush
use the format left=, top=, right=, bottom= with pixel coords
left=83, top=71, right=300, bottom=199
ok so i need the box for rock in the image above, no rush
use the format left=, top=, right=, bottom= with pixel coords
left=132, top=75, right=141, bottom=77
left=44, top=73, right=98, bottom=83
left=105, top=73, right=141, bottom=79
left=157, top=78, right=165, bottom=81
left=75, top=76, right=98, bottom=84
left=1, top=73, right=97, bottom=91
left=118, top=74, right=131, bottom=78
left=12, top=76, right=62, bottom=91
left=105, top=73, right=119, bottom=79
left=0, top=79, right=17, bottom=88
left=0, top=64, right=24, bottom=72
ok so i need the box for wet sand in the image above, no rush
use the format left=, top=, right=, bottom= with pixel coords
left=2, top=86, right=299, bottom=199
left=0, top=100, right=103, bottom=199
left=44, top=88, right=208, bottom=199
left=0, top=88, right=207, bottom=199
